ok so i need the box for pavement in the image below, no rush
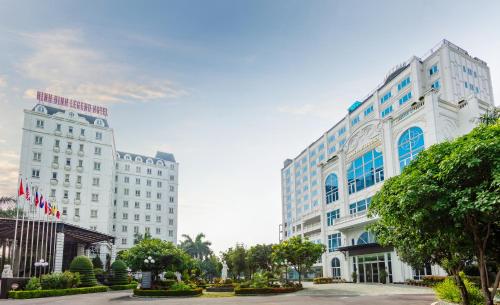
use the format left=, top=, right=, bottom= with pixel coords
left=0, top=283, right=436, bottom=305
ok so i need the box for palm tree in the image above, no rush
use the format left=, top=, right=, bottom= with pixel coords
left=0, top=196, right=19, bottom=218
left=180, top=233, right=212, bottom=260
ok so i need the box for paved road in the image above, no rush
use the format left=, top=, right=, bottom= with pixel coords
left=1, top=283, right=436, bottom=305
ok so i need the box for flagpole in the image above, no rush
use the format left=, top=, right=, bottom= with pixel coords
left=33, top=196, right=42, bottom=277
left=39, top=204, right=47, bottom=276
left=47, top=211, right=54, bottom=273
left=12, top=176, right=22, bottom=277
left=23, top=183, right=33, bottom=277
left=28, top=188, right=38, bottom=277
left=52, top=216, right=58, bottom=272
left=16, top=182, right=27, bottom=277
left=42, top=208, right=49, bottom=275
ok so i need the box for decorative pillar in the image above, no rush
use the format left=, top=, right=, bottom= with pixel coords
left=110, top=244, right=117, bottom=264
left=76, top=243, right=85, bottom=256
left=53, top=233, right=64, bottom=273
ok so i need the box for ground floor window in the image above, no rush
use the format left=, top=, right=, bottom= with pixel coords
left=331, top=257, right=341, bottom=278
left=413, top=263, right=432, bottom=280
left=354, top=253, right=393, bottom=284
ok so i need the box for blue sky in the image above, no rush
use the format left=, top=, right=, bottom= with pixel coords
left=1, top=0, right=499, bottom=253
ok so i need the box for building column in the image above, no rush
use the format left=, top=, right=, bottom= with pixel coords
left=76, top=243, right=85, bottom=256
left=110, top=244, right=117, bottom=264
left=53, top=233, right=64, bottom=273
left=99, top=244, right=107, bottom=270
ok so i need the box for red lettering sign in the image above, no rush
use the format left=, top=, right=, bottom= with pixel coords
left=35, top=91, right=108, bottom=117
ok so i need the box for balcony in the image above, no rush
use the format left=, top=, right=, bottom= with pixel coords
left=67, top=133, right=74, bottom=138
left=64, top=165, right=71, bottom=171
left=51, top=162, right=59, bottom=169
left=62, top=198, right=69, bottom=204
left=393, top=100, right=425, bottom=124
left=63, top=181, right=70, bottom=187
left=75, top=183, right=82, bottom=189
left=50, top=179, right=58, bottom=186
left=74, top=199, right=81, bottom=205
left=53, top=147, right=60, bottom=153
left=76, top=166, right=83, bottom=173
left=73, top=216, right=80, bottom=222
left=54, top=130, right=62, bottom=136
left=332, top=210, right=378, bottom=231
left=65, top=148, right=73, bottom=155
left=78, top=150, right=84, bottom=157
left=79, top=135, right=86, bottom=140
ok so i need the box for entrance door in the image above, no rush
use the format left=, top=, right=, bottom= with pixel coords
left=371, top=263, right=379, bottom=283
left=365, top=263, right=372, bottom=283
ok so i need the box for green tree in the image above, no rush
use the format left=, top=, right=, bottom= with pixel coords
left=247, top=244, right=274, bottom=276
left=222, top=244, right=248, bottom=279
left=369, top=120, right=500, bottom=305
left=92, top=256, right=103, bottom=269
left=272, top=236, right=325, bottom=284
left=0, top=196, right=22, bottom=218
left=179, top=233, right=212, bottom=260
left=133, top=232, right=152, bottom=245
left=200, top=255, right=221, bottom=280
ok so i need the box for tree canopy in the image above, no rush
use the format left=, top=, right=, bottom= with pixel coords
left=179, top=233, right=212, bottom=260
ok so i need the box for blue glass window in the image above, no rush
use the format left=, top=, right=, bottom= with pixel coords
left=381, top=105, right=393, bottom=118
left=399, top=92, right=412, bottom=105
left=328, top=134, right=336, bottom=143
left=464, top=82, right=468, bottom=89
left=325, top=173, right=339, bottom=204
left=328, top=146, right=336, bottom=155
left=319, top=154, right=325, bottom=162
left=431, top=80, right=440, bottom=89
left=397, top=76, right=411, bottom=91
left=398, top=127, right=425, bottom=170
left=339, top=139, right=346, bottom=147
left=349, top=197, right=371, bottom=214
left=463, top=66, right=466, bottom=73
left=326, top=209, right=340, bottom=226
left=338, top=126, right=346, bottom=136
left=347, top=148, right=384, bottom=194
left=351, top=115, right=360, bottom=126
left=328, top=233, right=342, bottom=252
left=364, top=105, right=374, bottom=116
left=429, top=64, right=438, bottom=76
left=380, top=91, right=392, bottom=104
left=357, top=232, right=376, bottom=245
left=318, top=143, right=325, bottom=151
left=331, top=257, right=341, bottom=277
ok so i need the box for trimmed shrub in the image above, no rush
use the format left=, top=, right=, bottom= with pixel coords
left=108, top=283, right=138, bottom=290
left=25, top=277, right=42, bottom=291
left=92, top=256, right=104, bottom=269
left=40, top=272, right=81, bottom=289
left=70, top=256, right=97, bottom=287
left=9, top=286, right=108, bottom=299
left=313, top=277, right=333, bottom=284
left=153, top=279, right=176, bottom=289
left=164, top=271, right=176, bottom=280
left=133, top=288, right=202, bottom=297
left=110, top=260, right=128, bottom=285
left=422, top=275, right=447, bottom=287
left=434, top=276, right=484, bottom=305
left=234, top=287, right=300, bottom=295
left=169, top=282, right=194, bottom=291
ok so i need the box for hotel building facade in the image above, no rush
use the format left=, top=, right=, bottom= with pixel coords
left=280, top=40, right=495, bottom=283
left=19, top=103, right=179, bottom=257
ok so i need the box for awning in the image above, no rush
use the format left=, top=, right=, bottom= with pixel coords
left=337, top=243, right=393, bottom=256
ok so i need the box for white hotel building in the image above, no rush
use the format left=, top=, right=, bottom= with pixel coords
left=280, top=40, right=495, bottom=283
left=19, top=103, right=179, bottom=254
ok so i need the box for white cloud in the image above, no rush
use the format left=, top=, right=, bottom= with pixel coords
left=0, top=75, right=6, bottom=87
left=19, top=29, right=187, bottom=105
left=0, top=150, right=19, bottom=196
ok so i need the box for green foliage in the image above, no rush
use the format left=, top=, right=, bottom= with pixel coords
left=25, top=277, right=41, bottom=291
left=69, top=256, right=97, bottom=287
left=421, top=275, right=447, bottom=287
left=200, top=255, right=221, bottom=280
left=91, top=256, right=103, bottom=269
left=351, top=271, right=357, bottom=283
left=9, top=286, right=107, bottom=299
left=247, top=244, right=274, bottom=275
left=40, top=271, right=81, bottom=289
left=249, top=272, right=268, bottom=288
left=169, top=281, right=194, bottom=291
left=221, top=244, right=248, bottom=279
left=133, top=288, right=202, bottom=297
left=110, top=260, right=129, bottom=285
left=271, top=236, right=325, bottom=284
left=93, top=268, right=104, bottom=276
left=179, top=233, right=212, bottom=260
left=434, top=276, right=484, bottom=305
left=153, top=279, right=176, bottom=289
left=234, top=287, right=300, bottom=295
left=108, top=283, right=138, bottom=290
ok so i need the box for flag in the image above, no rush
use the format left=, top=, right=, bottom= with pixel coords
left=56, top=210, right=60, bottom=219
left=18, top=180, right=24, bottom=197
left=25, top=182, right=30, bottom=201
left=45, top=200, right=49, bottom=214
left=51, top=204, right=57, bottom=216
left=35, top=192, right=39, bottom=207
left=39, top=195, right=44, bottom=209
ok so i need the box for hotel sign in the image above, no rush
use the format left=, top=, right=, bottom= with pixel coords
left=36, top=91, right=108, bottom=117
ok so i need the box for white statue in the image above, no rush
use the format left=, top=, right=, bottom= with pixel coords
left=221, top=262, right=228, bottom=281
left=2, top=265, right=13, bottom=278
left=174, top=271, right=182, bottom=282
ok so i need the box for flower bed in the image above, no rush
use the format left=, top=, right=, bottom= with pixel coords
left=108, top=283, right=139, bottom=290
left=8, top=286, right=108, bottom=299
left=234, top=287, right=300, bottom=295
left=133, top=288, right=202, bottom=297
left=206, top=284, right=235, bottom=292
left=313, top=277, right=346, bottom=284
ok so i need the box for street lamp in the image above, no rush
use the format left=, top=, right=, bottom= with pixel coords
left=35, top=258, right=49, bottom=276
left=141, top=256, right=155, bottom=289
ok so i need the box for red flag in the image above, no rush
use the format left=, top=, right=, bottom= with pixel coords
left=56, top=210, right=60, bottom=219
left=44, top=200, right=49, bottom=214
left=25, top=182, right=30, bottom=201
left=18, top=180, right=24, bottom=197
left=35, top=192, right=39, bottom=207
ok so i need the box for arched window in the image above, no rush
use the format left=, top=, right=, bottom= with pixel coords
left=135, top=156, right=143, bottom=162
left=331, top=257, right=341, bottom=278
left=398, top=127, right=424, bottom=170
left=357, top=232, right=376, bottom=245
left=325, top=173, right=339, bottom=204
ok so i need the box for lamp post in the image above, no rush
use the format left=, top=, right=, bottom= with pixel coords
left=34, top=258, right=49, bottom=276
left=141, top=256, right=155, bottom=289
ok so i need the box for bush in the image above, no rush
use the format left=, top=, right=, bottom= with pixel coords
left=108, top=283, right=138, bottom=290
left=153, top=279, right=176, bottom=289
left=70, top=256, right=97, bottom=287
left=434, top=276, right=484, bottom=305
left=9, top=286, right=108, bottom=299
left=422, top=275, right=447, bottom=287
left=40, top=272, right=81, bottom=289
left=313, top=277, right=333, bottom=284
left=234, top=287, right=300, bottom=295
left=250, top=272, right=268, bottom=288
left=170, top=281, right=195, bottom=291
left=92, top=256, right=104, bottom=269
left=25, top=277, right=41, bottom=291
left=110, top=260, right=128, bottom=285
left=133, top=288, right=202, bottom=297
left=164, top=271, right=176, bottom=280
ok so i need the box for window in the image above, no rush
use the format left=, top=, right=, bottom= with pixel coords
left=64, top=174, right=70, bottom=183
left=331, top=258, right=341, bottom=278
left=156, top=228, right=161, bottom=234
left=169, top=186, right=174, bottom=192
left=156, top=215, right=161, bottom=223
left=146, top=191, right=151, bottom=198
left=380, top=91, right=391, bottom=104
left=357, top=231, right=376, bottom=245
left=123, top=201, right=129, bottom=207
left=33, top=152, right=41, bottom=161
left=147, top=179, right=152, bottom=186
left=135, top=201, right=140, bottom=208
left=34, top=136, right=43, bottom=145
left=326, top=209, right=340, bottom=226
left=397, top=76, right=411, bottom=91
left=124, top=176, right=129, bottom=183
left=77, top=176, right=82, bottom=184
left=54, top=139, right=60, bottom=148
left=338, top=126, right=346, bottom=136
left=56, top=124, right=61, bottom=132
left=156, top=204, right=161, bottom=211
left=122, top=213, right=128, bottom=220
left=351, top=115, right=360, bottom=126
left=325, top=173, right=339, bottom=204
left=68, top=126, right=73, bottom=134
left=122, top=225, right=128, bottom=233
left=96, top=132, right=102, bottom=140
left=51, top=189, right=56, bottom=197
left=146, top=215, right=151, bottom=222
left=36, top=119, right=44, bottom=128
left=147, top=168, right=152, bottom=175
left=79, top=144, right=84, bottom=152
left=134, top=226, right=139, bottom=233
left=169, top=218, right=174, bottom=226
left=125, top=164, right=130, bottom=171
left=399, top=91, right=412, bottom=105
left=157, top=193, right=162, bottom=199
left=169, top=230, right=174, bottom=237
left=145, top=227, right=151, bottom=233
left=429, top=64, right=438, bottom=76
left=136, top=166, right=141, bottom=173
left=134, top=214, right=139, bottom=221
left=328, top=233, right=341, bottom=252
left=90, top=210, right=98, bottom=218
left=136, top=178, right=141, bottom=185
left=66, top=158, right=71, bottom=166
left=169, top=207, right=174, bottom=214
left=78, top=159, right=83, bottom=167
left=121, top=238, right=127, bottom=245
left=74, top=208, right=80, bottom=217
left=170, top=175, right=174, bottom=181
left=347, top=148, right=384, bottom=194
left=146, top=203, right=151, bottom=210
left=92, top=177, right=100, bottom=186
left=91, top=193, right=99, bottom=202
left=94, top=162, right=101, bottom=171
left=169, top=196, right=174, bottom=203
left=135, top=190, right=141, bottom=197
left=364, top=105, right=374, bottom=116
left=64, top=190, right=69, bottom=199
left=157, top=181, right=162, bottom=188
left=94, top=147, right=101, bottom=155
left=80, top=129, right=85, bottom=136
left=157, top=170, right=162, bottom=176
left=62, top=208, right=67, bottom=216
left=76, top=192, right=81, bottom=200
left=381, top=105, right=393, bottom=118
left=32, top=169, right=40, bottom=178
left=349, top=198, right=371, bottom=214
left=398, top=127, right=425, bottom=170
left=431, top=80, right=440, bottom=89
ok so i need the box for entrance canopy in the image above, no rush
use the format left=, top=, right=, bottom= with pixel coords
left=337, top=243, right=393, bottom=256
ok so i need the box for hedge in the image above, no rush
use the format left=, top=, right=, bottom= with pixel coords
left=69, top=256, right=97, bottom=287
left=8, top=286, right=108, bottom=299
left=234, top=287, right=300, bottom=295
left=110, top=260, right=129, bottom=285
left=133, top=288, right=202, bottom=297
left=108, top=283, right=138, bottom=290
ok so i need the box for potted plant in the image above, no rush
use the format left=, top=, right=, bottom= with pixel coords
left=379, top=269, right=388, bottom=284
left=351, top=271, right=357, bottom=283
